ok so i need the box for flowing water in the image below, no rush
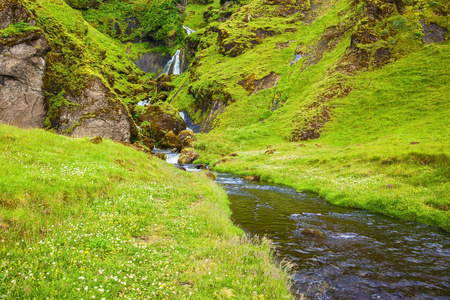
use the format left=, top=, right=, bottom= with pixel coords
left=216, top=174, right=450, bottom=300
left=183, top=25, right=195, bottom=36
left=155, top=147, right=450, bottom=299
left=163, top=49, right=185, bottom=75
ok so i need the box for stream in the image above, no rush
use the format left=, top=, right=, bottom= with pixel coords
left=157, top=151, right=450, bottom=299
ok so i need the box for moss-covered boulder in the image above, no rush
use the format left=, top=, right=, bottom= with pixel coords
left=160, top=130, right=178, bottom=148
left=178, top=148, right=199, bottom=164
left=137, top=103, right=186, bottom=142
left=176, top=130, right=196, bottom=150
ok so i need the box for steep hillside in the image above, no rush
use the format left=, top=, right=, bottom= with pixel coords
left=166, top=0, right=449, bottom=230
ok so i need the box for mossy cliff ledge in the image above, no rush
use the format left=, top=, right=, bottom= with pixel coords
left=0, top=0, right=49, bottom=128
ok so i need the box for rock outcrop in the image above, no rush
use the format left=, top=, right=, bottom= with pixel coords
left=137, top=103, right=186, bottom=142
left=58, top=78, right=136, bottom=142
left=0, top=1, right=49, bottom=128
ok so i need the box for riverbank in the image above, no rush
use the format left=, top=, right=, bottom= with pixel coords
left=0, top=124, right=292, bottom=299
left=196, top=138, right=449, bottom=233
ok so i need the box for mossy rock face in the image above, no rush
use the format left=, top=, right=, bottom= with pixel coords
left=0, top=0, right=32, bottom=30
left=190, top=0, right=214, bottom=5
left=178, top=148, right=200, bottom=164
left=142, top=136, right=155, bottom=150
left=137, top=103, right=186, bottom=142
left=176, top=130, right=196, bottom=150
left=0, top=1, right=50, bottom=130
left=160, top=130, right=178, bottom=148
left=58, top=78, right=135, bottom=142
left=63, top=0, right=103, bottom=10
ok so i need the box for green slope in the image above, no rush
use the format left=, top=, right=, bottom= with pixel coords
left=0, top=124, right=291, bottom=299
left=167, top=0, right=449, bottom=230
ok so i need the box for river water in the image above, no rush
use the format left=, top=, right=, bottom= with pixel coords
left=158, top=152, right=450, bottom=299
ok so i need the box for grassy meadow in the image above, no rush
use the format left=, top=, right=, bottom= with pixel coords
left=0, top=124, right=292, bottom=299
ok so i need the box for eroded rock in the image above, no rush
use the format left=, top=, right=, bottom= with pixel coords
left=0, top=1, right=49, bottom=128
left=59, top=78, right=135, bottom=142
left=178, top=148, right=199, bottom=164
left=176, top=130, right=196, bottom=150
left=137, top=103, right=186, bottom=142
left=203, top=170, right=216, bottom=180
left=244, top=175, right=260, bottom=182
left=301, top=228, right=323, bottom=238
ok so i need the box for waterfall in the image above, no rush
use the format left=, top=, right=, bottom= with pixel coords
left=163, top=49, right=185, bottom=75
left=179, top=111, right=193, bottom=131
left=183, top=25, right=195, bottom=36
left=290, top=54, right=302, bottom=66
left=136, top=98, right=151, bottom=106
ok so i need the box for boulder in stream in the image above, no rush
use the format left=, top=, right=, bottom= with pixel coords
left=178, top=149, right=199, bottom=164
left=300, top=228, right=324, bottom=238
left=155, top=152, right=167, bottom=161
left=244, top=175, right=260, bottom=182
left=203, top=170, right=216, bottom=180
left=160, top=131, right=177, bottom=148
left=176, top=130, right=196, bottom=150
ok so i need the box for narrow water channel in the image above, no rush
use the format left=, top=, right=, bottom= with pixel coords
left=158, top=151, right=449, bottom=299
left=216, top=173, right=450, bottom=300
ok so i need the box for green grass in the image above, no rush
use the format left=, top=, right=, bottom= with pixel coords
left=0, top=124, right=292, bottom=299
left=169, top=0, right=449, bottom=231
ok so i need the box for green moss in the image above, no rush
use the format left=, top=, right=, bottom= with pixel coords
left=0, top=21, right=38, bottom=38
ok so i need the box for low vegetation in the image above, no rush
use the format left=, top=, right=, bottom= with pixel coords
left=0, top=124, right=292, bottom=299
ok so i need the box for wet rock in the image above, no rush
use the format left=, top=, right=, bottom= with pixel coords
left=160, top=131, right=178, bottom=148
left=137, top=103, right=186, bottom=142
left=265, top=149, right=276, bottom=154
left=0, top=2, right=50, bottom=128
left=301, top=228, right=323, bottom=238
left=305, top=280, right=331, bottom=298
left=156, top=152, right=167, bottom=161
left=156, top=74, right=174, bottom=94
left=142, top=137, right=155, bottom=150
left=420, top=20, right=448, bottom=44
left=176, top=130, right=196, bottom=150
left=244, top=175, right=260, bottom=182
left=195, top=164, right=208, bottom=170
left=203, top=170, right=216, bottom=180
left=133, top=52, right=172, bottom=75
left=90, top=136, right=103, bottom=144
left=178, top=149, right=199, bottom=164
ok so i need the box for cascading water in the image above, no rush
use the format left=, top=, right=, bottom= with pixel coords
left=136, top=98, right=151, bottom=106
left=178, top=111, right=193, bottom=131
left=291, top=54, right=302, bottom=66
left=163, top=49, right=185, bottom=75
left=183, top=25, right=195, bottom=36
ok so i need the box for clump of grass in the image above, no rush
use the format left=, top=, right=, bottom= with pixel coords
left=0, top=124, right=292, bottom=299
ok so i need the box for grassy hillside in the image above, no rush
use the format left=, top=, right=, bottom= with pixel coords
left=167, top=0, right=449, bottom=231
left=0, top=124, right=291, bottom=299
